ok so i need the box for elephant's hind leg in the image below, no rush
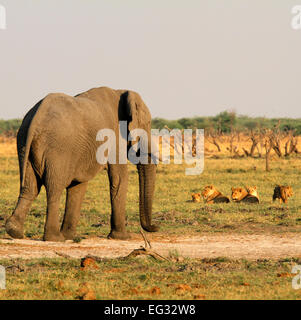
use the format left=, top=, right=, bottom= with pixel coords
left=6, top=163, right=42, bottom=239
left=61, top=181, right=88, bottom=240
left=43, top=183, right=65, bottom=242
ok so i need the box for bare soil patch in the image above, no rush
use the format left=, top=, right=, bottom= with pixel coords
left=1, top=233, right=301, bottom=260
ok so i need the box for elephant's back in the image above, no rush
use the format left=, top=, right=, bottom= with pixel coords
left=32, top=93, right=113, bottom=137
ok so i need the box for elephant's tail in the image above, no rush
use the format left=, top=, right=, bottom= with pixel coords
left=21, top=123, right=35, bottom=188
left=20, top=99, right=44, bottom=188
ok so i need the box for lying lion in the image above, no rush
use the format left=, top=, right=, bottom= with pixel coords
left=231, top=186, right=259, bottom=203
left=191, top=193, right=201, bottom=203
left=273, top=185, right=293, bottom=204
left=201, top=185, right=230, bottom=204
left=246, top=186, right=259, bottom=199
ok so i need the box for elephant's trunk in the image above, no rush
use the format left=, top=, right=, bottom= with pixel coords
left=137, top=163, right=159, bottom=232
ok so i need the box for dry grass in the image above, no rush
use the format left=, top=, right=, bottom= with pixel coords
left=1, top=137, right=301, bottom=299
left=1, top=138, right=301, bottom=239
left=0, top=137, right=16, bottom=157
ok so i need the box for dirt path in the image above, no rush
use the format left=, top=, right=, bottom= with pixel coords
left=1, top=233, right=301, bottom=260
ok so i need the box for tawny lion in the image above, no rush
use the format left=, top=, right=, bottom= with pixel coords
left=201, top=185, right=230, bottom=204
left=231, top=186, right=259, bottom=203
left=191, top=193, right=201, bottom=203
left=246, top=186, right=259, bottom=199
left=273, top=185, right=293, bottom=204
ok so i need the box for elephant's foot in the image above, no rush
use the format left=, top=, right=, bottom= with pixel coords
left=142, top=224, right=160, bottom=232
left=5, top=216, right=24, bottom=239
left=61, top=228, right=77, bottom=240
left=107, top=230, right=131, bottom=240
left=43, top=231, right=65, bottom=242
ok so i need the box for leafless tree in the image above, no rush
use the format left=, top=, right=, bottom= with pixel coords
left=284, top=130, right=299, bottom=157
left=243, top=129, right=260, bottom=157
left=261, top=129, right=273, bottom=171
left=207, top=128, right=222, bottom=152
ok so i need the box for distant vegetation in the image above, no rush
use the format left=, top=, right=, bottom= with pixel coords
left=152, top=111, right=301, bottom=135
left=0, top=119, right=22, bottom=137
left=1, top=112, right=301, bottom=136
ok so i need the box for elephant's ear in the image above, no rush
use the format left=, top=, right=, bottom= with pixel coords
left=123, top=91, right=151, bottom=132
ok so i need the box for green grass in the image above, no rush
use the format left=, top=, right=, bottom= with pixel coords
left=0, top=257, right=300, bottom=300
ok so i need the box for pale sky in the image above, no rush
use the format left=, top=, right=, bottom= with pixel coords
left=1, top=0, right=301, bottom=120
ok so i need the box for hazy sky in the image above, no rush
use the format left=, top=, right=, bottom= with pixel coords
left=1, top=0, right=301, bottom=120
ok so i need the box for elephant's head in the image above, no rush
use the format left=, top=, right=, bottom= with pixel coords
left=119, top=90, right=159, bottom=233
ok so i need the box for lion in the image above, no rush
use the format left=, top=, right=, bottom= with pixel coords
left=246, top=186, right=259, bottom=199
left=273, top=185, right=293, bottom=204
left=191, top=193, right=201, bottom=203
left=201, top=185, right=230, bottom=204
left=231, top=187, right=259, bottom=203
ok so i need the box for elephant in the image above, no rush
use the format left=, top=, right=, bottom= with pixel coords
left=5, top=86, right=159, bottom=241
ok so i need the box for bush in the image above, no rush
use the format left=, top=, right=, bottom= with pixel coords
left=0, top=119, right=22, bottom=137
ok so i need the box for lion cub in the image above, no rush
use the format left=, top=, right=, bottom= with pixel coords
left=191, top=193, right=201, bottom=203
left=231, top=187, right=259, bottom=203
left=273, top=185, right=293, bottom=204
left=201, top=185, right=230, bottom=204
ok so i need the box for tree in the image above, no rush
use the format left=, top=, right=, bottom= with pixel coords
left=213, top=111, right=236, bottom=133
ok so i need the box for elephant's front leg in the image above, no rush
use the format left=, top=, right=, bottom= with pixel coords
left=107, top=164, right=130, bottom=240
left=61, top=182, right=88, bottom=240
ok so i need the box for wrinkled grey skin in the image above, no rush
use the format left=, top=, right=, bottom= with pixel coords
left=5, top=87, right=159, bottom=241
